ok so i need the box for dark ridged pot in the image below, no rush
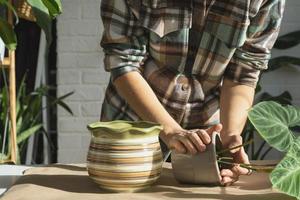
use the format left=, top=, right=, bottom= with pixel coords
left=86, top=120, right=163, bottom=192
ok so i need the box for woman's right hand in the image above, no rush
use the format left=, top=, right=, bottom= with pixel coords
left=160, top=124, right=222, bottom=154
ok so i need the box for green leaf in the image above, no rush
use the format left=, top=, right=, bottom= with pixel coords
left=271, top=137, right=300, bottom=200
left=17, top=124, right=43, bottom=144
left=248, top=101, right=300, bottom=152
left=268, top=56, right=300, bottom=72
left=27, top=0, right=53, bottom=45
left=41, top=0, right=62, bottom=18
left=274, top=31, right=300, bottom=50
left=0, top=0, right=19, bottom=23
left=48, top=91, right=74, bottom=115
left=0, top=153, right=8, bottom=161
left=259, top=91, right=293, bottom=105
left=0, top=17, right=17, bottom=50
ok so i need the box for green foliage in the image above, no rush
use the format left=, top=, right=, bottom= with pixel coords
left=271, top=138, right=300, bottom=200
left=249, top=101, right=300, bottom=200
left=0, top=0, right=62, bottom=50
left=248, top=101, right=299, bottom=152
left=242, top=29, right=300, bottom=160
left=0, top=17, right=17, bottom=50
left=0, top=74, right=73, bottom=164
left=273, top=31, right=300, bottom=50
left=243, top=92, right=293, bottom=159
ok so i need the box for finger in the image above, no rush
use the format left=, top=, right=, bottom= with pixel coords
left=221, top=176, right=238, bottom=186
left=187, top=131, right=206, bottom=152
left=169, top=139, right=186, bottom=154
left=234, top=147, right=250, bottom=164
left=176, top=135, right=197, bottom=155
left=220, top=169, right=238, bottom=179
left=196, top=129, right=211, bottom=145
left=206, top=124, right=223, bottom=135
left=231, top=165, right=249, bottom=176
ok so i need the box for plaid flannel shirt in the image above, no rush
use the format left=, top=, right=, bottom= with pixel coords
left=100, top=0, right=285, bottom=129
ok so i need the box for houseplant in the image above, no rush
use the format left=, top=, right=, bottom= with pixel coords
left=242, top=30, right=300, bottom=160
left=0, top=75, right=73, bottom=164
left=0, top=0, right=62, bottom=50
left=248, top=101, right=300, bottom=200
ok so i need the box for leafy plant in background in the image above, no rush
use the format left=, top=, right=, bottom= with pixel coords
left=0, top=75, right=73, bottom=164
left=242, top=30, right=300, bottom=160
left=0, top=0, right=62, bottom=50
left=248, top=101, right=300, bottom=200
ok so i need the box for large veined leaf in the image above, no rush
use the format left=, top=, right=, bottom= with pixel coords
left=271, top=137, right=300, bottom=200
left=0, top=17, right=17, bottom=50
left=248, top=101, right=300, bottom=152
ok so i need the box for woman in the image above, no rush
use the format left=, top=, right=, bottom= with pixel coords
left=99, top=0, right=285, bottom=185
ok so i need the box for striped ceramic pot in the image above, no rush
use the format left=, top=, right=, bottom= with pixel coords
left=86, top=120, right=163, bottom=192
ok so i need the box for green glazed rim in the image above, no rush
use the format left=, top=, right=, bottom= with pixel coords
left=87, top=120, right=163, bottom=140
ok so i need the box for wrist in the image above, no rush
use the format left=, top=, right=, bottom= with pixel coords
left=159, top=123, right=183, bottom=143
left=220, top=130, right=241, bottom=147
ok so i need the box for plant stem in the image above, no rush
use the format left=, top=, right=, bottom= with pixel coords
left=217, top=139, right=254, bottom=155
left=217, top=160, right=258, bottom=171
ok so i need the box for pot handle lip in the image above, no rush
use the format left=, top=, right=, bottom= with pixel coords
left=87, top=120, right=163, bottom=133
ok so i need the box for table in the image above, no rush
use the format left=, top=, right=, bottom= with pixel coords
left=0, top=165, right=31, bottom=196
left=0, top=163, right=295, bottom=200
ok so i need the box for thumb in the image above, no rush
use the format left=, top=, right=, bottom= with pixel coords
left=206, top=123, right=223, bottom=135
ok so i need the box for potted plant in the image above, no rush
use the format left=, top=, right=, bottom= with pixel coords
left=0, top=0, right=62, bottom=50
left=0, top=75, right=74, bottom=164
left=242, top=30, right=300, bottom=160
left=248, top=101, right=300, bottom=200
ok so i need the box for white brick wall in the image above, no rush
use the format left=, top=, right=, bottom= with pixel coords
left=57, top=0, right=106, bottom=163
left=57, top=0, right=300, bottom=163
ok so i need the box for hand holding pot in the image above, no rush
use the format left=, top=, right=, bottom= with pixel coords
left=160, top=124, right=222, bottom=155
left=220, top=135, right=251, bottom=186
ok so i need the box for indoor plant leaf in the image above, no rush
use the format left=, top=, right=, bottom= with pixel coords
left=41, top=0, right=62, bottom=18
left=268, top=56, right=300, bottom=72
left=27, top=0, right=52, bottom=45
left=274, top=31, right=300, bottom=50
left=248, top=101, right=300, bottom=152
left=271, top=137, right=300, bottom=200
left=0, top=0, right=19, bottom=23
left=0, top=17, right=17, bottom=50
left=17, top=124, right=43, bottom=144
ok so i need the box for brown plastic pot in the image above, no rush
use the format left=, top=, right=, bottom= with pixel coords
left=171, top=132, right=223, bottom=185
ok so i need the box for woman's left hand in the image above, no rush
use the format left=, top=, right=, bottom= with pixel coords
left=220, top=135, right=251, bottom=186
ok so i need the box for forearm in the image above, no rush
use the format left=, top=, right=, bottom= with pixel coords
left=113, top=71, right=182, bottom=132
left=220, top=78, right=255, bottom=144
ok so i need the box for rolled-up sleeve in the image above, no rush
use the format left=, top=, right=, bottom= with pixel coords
left=224, top=0, right=286, bottom=88
left=100, top=0, right=148, bottom=81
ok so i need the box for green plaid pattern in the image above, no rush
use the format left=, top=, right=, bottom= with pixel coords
left=100, top=0, right=285, bottom=129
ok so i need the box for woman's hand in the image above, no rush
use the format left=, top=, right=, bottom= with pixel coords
left=160, top=124, right=222, bottom=155
left=220, top=135, right=251, bottom=186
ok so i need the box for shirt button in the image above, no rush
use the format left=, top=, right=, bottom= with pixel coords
left=182, top=84, right=189, bottom=91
